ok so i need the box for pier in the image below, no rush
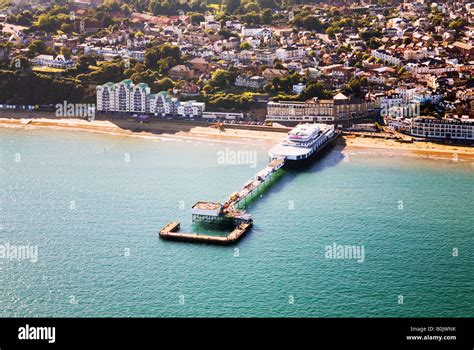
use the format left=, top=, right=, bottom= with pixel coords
left=158, top=158, right=285, bottom=245
left=159, top=221, right=253, bottom=245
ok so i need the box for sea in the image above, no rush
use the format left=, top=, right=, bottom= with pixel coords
left=0, top=128, right=473, bottom=317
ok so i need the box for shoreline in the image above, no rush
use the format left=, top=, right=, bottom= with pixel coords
left=341, top=137, right=474, bottom=162
left=0, top=117, right=286, bottom=147
left=1, top=117, right=474, bottom=162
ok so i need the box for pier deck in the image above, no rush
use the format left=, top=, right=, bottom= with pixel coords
left=159, top=221, right=253, bottom=245
left=158, top=157, right=284, bottom=244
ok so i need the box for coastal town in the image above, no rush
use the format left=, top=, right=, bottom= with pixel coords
left=1, top=0, right=474, bottom=330
left=0, top=0, right=473, bottom=143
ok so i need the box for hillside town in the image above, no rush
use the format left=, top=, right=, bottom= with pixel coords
left=0, top=0, right=473, bottom=141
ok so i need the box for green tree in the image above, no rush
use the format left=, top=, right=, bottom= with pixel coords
left=76, top=54, right=97, bottom=73
left=28, top=40, right=48, bottom=57
left=218, top=28, right=236, bottom=39
left=257, top=0, right=277, bottom=8
left=240, top=42, right=252, bottom=50
left=225, top=0, right=241, bottom=14
left=208, top=69, right=236, bottom=88
left=60, top=23, right=73, bottom=34
left=300, top=82, right=326, bottom=100
left=190, top=13, right=205, bottom=25
left=156, top=77, right=174, bottom=91
left=60, top=46, right=72, bottom=59
left=261, top=8, right=272, bottom=24
left=325, top=27, right=336, bottom=39
left=244, top=2, right=261, bottom=13
left=145, top=44, right=182, bottom=71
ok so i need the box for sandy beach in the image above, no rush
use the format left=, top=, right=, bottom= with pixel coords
left=342, top=136, right=474, bottom=161
left=1, top=116, right=474, bottom=161
left=0, top=117, right=287, bottom=146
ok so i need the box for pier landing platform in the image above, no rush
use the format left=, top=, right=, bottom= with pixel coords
left=159, top=221, right=253, bottom=245
left=158, top=158, right=284, bottom=245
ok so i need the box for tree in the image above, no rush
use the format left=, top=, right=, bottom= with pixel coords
left=240, top=42, right=252, bottom=50
left=225, top=0, right=241, bottom=14
left=120, top=3, right=131, bottom=15
left=28, top=40, right=48, bottom=57
left=342, top=78, right=364, bottom=98
left=257, top=0, right=277, bottom=8
left=130, top=69, right=158, bottom=87
left=13, top=10, right=33, bottom=26
left=101, top=15, right=114, bottom=28
left=208, top=69, right=236, bottom=88
left=261, top=8, right=272, bottom=24
left=300, top=82, right=326, bottom=100
left=325, top=27, right=336, bottom=39
left=0, top=70, right=86, bottom=104
left=60, top=46, right=72, bottom=59
left=218, top=28, right=236, bottom=39
left=360, top=29, right=380, bottom=42
left=448, top=19, right=468, bottom=31
left=60, top=23, right=73, bottom=34
left=76, top=54, right=97, bottom=74
left=190, top=13, right=205, bottom=25
left=242, top=12, right=261, bottom=25
left=156, top=77, right=174, bottom=91
left=145, top=44, right=182, bottom=70
left=244, top=2, right=261, bottom=13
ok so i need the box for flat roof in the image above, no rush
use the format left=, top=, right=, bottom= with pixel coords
left=269, top=144, right=310, bottom=157
left=191, top=201, right=222, bottom=216
left=192, top=202, right=222, bottom=210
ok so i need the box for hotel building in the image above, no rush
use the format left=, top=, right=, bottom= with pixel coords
left=33, top=54, right=74, bottom=69
left=410, top=117, right=474, bottom=141
left=266, top=93, right=376, bottom=123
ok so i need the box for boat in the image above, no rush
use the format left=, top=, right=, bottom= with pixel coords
left=269, top=123, right=338, bottom=167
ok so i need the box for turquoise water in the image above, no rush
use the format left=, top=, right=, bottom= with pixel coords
left=0, top=128, right=473, bottom=317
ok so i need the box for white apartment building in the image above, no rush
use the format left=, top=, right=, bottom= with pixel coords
left=410, top=117, right=474, bottom=141
left=201, top=20, right=221, bottom=31
left=404, top=63, right=456, bottom=75
left=254, top=49, right=276, bottom=64
left=367, top=74, right=387, bottom=85
left=97, top=81, right=205, bottom=118
left=276, top=46, right=306, bottom=62
left=220, top=50, right=238, bottom=61
left=130, top=83, right=150, bottom=113
left=148, top=92, right=176, bottom=116
left=235, top=75, right=265, bottom=89
left=33, top=54, right=74, bottom=69
left=371, top=49, right=402, bottom=67
left=226, top=20, right=242, bottom=31
left=241, top=26, right=272, bottom=38
left=85, top=46, right=145, bottom=61
left=241, top=26, right=263, bottom=37
left=403, top=48, right=433, bottom=61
